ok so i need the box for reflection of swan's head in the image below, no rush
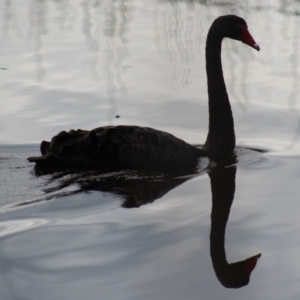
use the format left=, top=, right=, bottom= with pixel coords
left=217, top=253, right=261, bottom=288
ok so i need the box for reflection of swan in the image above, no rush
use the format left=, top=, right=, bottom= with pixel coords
left=209, top=161, right=260, bottom=288
left=28, top=15, right=259, bottom=171
left=21, top=168, right=197, bottom=207
left=23, top=153, right=261, bottom=288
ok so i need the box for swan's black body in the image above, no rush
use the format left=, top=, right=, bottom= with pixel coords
left=30, top=126, right=205, bottom=171
left=28, top=15, right=259, bottom=171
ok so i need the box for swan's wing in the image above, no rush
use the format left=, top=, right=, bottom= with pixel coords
left=106, top=126, right=204, bottom=170
left=28, top=126, right=206, bottom=171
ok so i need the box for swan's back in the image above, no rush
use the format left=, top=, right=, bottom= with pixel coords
left=28, top=126, right=205, bottom=171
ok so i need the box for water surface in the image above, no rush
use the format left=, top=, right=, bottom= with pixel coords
left=1, top=0, right=300, bottom=299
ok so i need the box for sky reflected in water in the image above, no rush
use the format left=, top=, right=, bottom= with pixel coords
left=1, top=1, right=300, bottom=300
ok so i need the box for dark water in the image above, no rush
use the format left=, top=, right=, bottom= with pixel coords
left=1, top=0, right=300, bottom=299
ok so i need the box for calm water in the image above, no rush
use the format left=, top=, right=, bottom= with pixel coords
left=1, top=0, right=300, bottom=299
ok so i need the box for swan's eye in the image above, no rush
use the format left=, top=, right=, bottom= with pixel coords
left=237, top=24, right=247, bottom=30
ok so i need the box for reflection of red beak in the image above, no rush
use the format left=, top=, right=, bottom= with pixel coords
left=245, top=253, right=261, bottom=277
left=240, top=25, right=260, bottom=51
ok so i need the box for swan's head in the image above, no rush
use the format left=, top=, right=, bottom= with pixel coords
left=213, top=15, right=260, bottom=51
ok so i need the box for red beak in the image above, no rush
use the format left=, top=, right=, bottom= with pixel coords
left=240, top=25, right=260, bottom=51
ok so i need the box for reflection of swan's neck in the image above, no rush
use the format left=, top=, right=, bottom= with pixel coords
left=204, top=27, right=235, bottom=160
left=210, top=173, right=233, bottom=270
left=209, top=165, right=260, bottom=288
left=209, top=166, right=236, bottom=286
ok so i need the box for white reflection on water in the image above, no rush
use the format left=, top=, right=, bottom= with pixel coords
left=0, top=219, right=48, bottom=238
left=2, top=0, right=300, bottom=299
left=285, top=13, right=300, bottom=152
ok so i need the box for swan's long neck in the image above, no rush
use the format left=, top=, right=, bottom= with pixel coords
left=203, top=27, right=235, bottom=160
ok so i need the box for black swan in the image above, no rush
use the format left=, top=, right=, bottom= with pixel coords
left=28, top=15, right=260, bottom=171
